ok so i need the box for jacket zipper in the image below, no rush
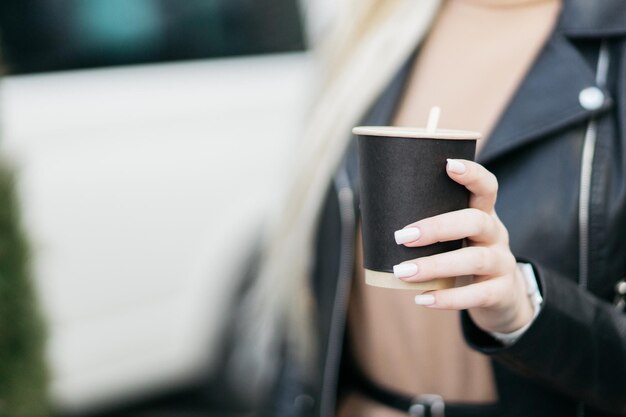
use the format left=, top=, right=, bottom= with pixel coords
left=318, top=167, right=356, bottom=417
left=576, top=40, right=609, bottom=417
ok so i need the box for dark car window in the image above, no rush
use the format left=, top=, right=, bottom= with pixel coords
left=0, top=0, right=305, bottom=75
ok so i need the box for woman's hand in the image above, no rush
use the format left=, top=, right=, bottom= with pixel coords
left=392, top=159, right=534, bottom=334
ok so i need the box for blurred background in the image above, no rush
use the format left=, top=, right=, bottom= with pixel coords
left=0, top=1, right=336, bottom=416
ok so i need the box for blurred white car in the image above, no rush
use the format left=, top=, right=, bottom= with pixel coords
left=0, top=52, right=313, bottom=414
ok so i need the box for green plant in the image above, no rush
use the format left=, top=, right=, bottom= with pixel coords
left=0, top=163, right=50, bottom=417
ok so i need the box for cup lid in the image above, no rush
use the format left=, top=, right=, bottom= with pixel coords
left=352, top=126, right=481, bottom=140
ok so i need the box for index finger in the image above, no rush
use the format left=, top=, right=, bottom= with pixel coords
left=446, top=159, right=498, bottom=213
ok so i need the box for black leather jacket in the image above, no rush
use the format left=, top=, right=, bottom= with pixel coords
left=265, top=1, right=626, bottom=416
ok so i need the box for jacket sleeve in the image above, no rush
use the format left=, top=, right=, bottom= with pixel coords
left=461, top=261, right=626, bottom=415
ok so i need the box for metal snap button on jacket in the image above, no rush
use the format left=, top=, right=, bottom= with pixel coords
left=579, top=86, right=605, bottom=110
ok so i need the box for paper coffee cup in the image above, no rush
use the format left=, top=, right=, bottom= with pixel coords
left=353, top=126, right=479, bottom=291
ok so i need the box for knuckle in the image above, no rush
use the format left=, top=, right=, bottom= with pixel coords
left=472, top=168, right=498, bottom=197
left=428, top=255, right=443, bottom=277
left=467, top=172, right=482, bottom=188
left=436, top=294, right=452, bottom=309
left=501, top=251, right=517, bottom=272
left=492, top=214, right=509, bottom=243
left=499, top=223, right=510, bottom=244
left=472, top=247, right=491, bottom=274
left=466, top=208, right=486, bottom=236
left=428, top=216, right=445, bottom=240
left=478, top=286, right=497, bottom=308
left=478, top=211, right=493, bottom=235
left=489, top=173, right=499, bottom=194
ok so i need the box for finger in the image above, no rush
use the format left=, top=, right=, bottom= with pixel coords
left=414, top=277, right=508, bottom=310
left=446, top=159, right=498, bottom=213
left=393, top=246, right=510, bottom=281
left=396, top=208, right=498, bottom=247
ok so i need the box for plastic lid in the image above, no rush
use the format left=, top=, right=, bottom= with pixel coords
left=352, top=126, right=481, bottom=140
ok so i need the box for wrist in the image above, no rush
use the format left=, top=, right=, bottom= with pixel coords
left=469, top=264, right=537, bottom=334
left=505, top=266, right=535, bottom=331
left=490, top=262, right=543, bottom=344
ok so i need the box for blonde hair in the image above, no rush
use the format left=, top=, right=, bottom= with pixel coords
left=235, top=0, right=440, bottom=393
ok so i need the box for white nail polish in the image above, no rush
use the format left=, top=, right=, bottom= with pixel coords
left=414, top=294, right=436, bottom=306
left=446, top=158, right=466, bottom=174
left=393, top=263, right=418, bottom=278
left=394, top=227, right=421, bottom=244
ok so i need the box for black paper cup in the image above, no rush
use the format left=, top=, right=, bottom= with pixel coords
left=353, top=126, right=479, bottom=290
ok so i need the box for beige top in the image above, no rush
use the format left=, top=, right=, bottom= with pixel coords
left=339, top=0, right=561, bottom=416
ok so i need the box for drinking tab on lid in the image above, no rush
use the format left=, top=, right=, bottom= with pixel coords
left=426, top=106, right=441, bottom=134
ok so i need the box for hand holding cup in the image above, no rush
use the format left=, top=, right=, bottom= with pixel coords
left=394, top=158, right=534, bottom=334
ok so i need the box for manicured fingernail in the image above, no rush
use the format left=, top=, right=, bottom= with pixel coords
left=414, top=294, right=435, bottom=306
left=446, top=159, right=466, bottom=174
left=394, top=227, right=421, bottom=244
left=393, top=263, right=418, bottom=279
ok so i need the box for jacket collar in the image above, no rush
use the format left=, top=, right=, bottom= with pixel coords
left=477, top=31, right=612, bottom=164
left=363, top=0, right=625, bottom=166
left=557, top=0, right=626, bottom=37
left=477, top=0, right=622, bottom=164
